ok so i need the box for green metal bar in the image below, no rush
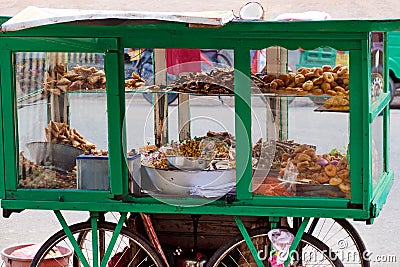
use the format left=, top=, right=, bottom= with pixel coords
left=91, top=212, right=99, bottom=267
left=369, top=92, right=390, bottom=122
left=0, top=50, right=18, bottom=192
left=105, top=48, right=127, bottom=195
left=284, top=217, right=310, bottom=266
left=383, top=33, right=390, bottom=174
left=234, top=216, right=264, bottom=267
left=54, top=210, right=90, bottom=267
left=100, top=212, right=127, bottom=267
left=234, top=47, right=252, bottom=200
left=371, top=171, right=394, bottom=218
left=0, top=37, right=117, bottom=52
left=3, top=200, right=370, bottom=219
left=349, top=44, right=368, bottom=206
left=0, top=61, right=5, bottom=199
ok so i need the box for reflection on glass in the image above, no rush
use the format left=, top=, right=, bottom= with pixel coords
left=371, top=32, right=384, bottom=103
left=371, top=115, right=384, bottom=188
left=17, top=52, right=108, bottom=190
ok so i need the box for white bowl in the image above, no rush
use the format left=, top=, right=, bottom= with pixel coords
left=143, top=165, right=235, bottom=196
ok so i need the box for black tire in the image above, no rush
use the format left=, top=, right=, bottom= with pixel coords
left=207, top=228, right=344, bottom=267
left=306, top=218, right=370, bottom=267
left=30, top=221, right=165, bottom=267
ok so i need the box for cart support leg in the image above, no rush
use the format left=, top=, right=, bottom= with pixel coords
left=100, top=212, right=127, bottom=267
left=234, top=216, right=265, bottom=267
left=54, top=210, right=90, bottom=267
left=91, top=212, right=99, bottom=267
left=284, top=217, right=310, bottom=267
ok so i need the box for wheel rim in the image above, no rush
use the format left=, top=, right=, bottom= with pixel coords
left=32, top=223, right=162, bottom=267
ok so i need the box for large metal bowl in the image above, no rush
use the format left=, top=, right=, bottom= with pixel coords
left=166, top=156, right=211, bottom=171
left=143, top=165, right=235, bottom=196
left=26, top=142, right=84, bottom=172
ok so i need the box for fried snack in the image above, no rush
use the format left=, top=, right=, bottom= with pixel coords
left=325, top=164, right=337, bottom=177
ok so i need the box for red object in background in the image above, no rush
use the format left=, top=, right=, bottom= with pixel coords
left=166, top=49, right=201, bottom=75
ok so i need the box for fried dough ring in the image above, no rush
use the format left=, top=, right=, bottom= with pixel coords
left=324, top=164, right=337, bottom=177
left=329, top=177, right=343, bottom=186
left=317, top=173, right=330, bottom=183
left=338, top=182, right=350, bottom=193
left=323, top=72, right=334, bottom=83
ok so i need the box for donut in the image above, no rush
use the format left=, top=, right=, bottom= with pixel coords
left=311, top=88, right=324, bottom=96
left=324, top=164, right=337, bottom=177
left=297, top=67, right=309, bottom=76
left=326, top=90, right=337, bottom=96
left=314, top=67, right=323, bottom=76
left=343, top=78, right=349, bottom=85
left=295, top=74, right=306, bottom=85
left=337, top=169, right=349, bottom=179
left=262, top=74, right=275, bottom=83
left=338, top=182, right=351, bottom=193
left=278, top=74, right=289, bottom=84
left=305, top=72, right=318, bottom=80
left=332, top=64, right=343, bottom=73
left=321, top=82, right=331, bottom=92
left=330, top=81, right=338, bottom=88
left=310, top=173, right=320, bottom=181
left=329, top=177, right=343, bottom=186
left=334, top=86, right=346, bottom=93
left=312, top=76, right=324, bottom=85
left=296, top=89, right=308, bottom=96
left=322, top=65, right=333, bottom=72
left=281, top=153, right=290, bottom=161
left=317, top=173, right=330, bottom=183
left=302, top=80, right=314, bottom=91
left=322, top=72, right=334, bottom=83
left=269, top=81, right=278, bottom=91
left=337, top=66, right=349, bottom=76
left=332, top=73, right=339, bottom=81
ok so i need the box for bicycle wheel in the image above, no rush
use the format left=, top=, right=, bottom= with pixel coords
left=207, top=228, right=344, bottom=267
left=30, top=221, right=165, bottom=267
left=304, top=218, right=370, bottom=267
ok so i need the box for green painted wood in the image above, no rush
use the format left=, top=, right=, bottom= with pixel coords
left=0, top=50, right=18, bottom=192
left=105, top=49, right=127, bottom=196
left=383, top=33, right=391, bottom=174
left=371, top=171, right=394, bottom=217
left=285, top=217, right=310, bottom=266
left=91, top=212, right=99, bottom=267
left=370, top=92, right=390, bottom=122
left=234, top=216, right=264, bottom=267
left=54, top=210, right=90, bottom=267
left=100, top=212, right=127, bottom=267
left=348, top=45, right=367, bottom=206
left=1, top=199, right=370, bottom=219
left=234, top=47, right=252, bottom=201
left=0, top=61, right=5, bottom=199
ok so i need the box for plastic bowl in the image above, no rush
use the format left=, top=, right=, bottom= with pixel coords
left=0, top=244, right=72, bottom=267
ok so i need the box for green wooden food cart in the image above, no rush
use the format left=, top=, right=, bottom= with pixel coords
left=0, top=7, right=398, bottom=267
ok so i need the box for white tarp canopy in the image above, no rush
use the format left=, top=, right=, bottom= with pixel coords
left=1, top=6, right=235, bottom=32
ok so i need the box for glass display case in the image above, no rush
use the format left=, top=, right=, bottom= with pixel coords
left=0, top=16, right=396, bottom=221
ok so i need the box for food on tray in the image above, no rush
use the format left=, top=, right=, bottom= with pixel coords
left=45, top=120, right=96, bottom=151
left=44, top=64, right=106, bottom=94
left=141, top=131, right=235, bottom=170
left=125, top=72, right=146, bottom=89
left=278, top=143, right=350, bottom=197
left=252, top=177, right=294, bottom=196
left=254, top=64, right=350, bottom=96
left=167, top=68, right=234, bottom=94
left=323, top=95, right=350, bottom=111
left=19, top=152, right=76, bottom=189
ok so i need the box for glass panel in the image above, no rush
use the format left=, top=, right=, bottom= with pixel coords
left=127, top=48, right=237, bottom=199
left=17, top=52, right=108, bottom=190
left=371, top=32, right=385, bottom=103
left=252, top=46, right=351, bottom=198
left=371, top=115, right=384, bottom=189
